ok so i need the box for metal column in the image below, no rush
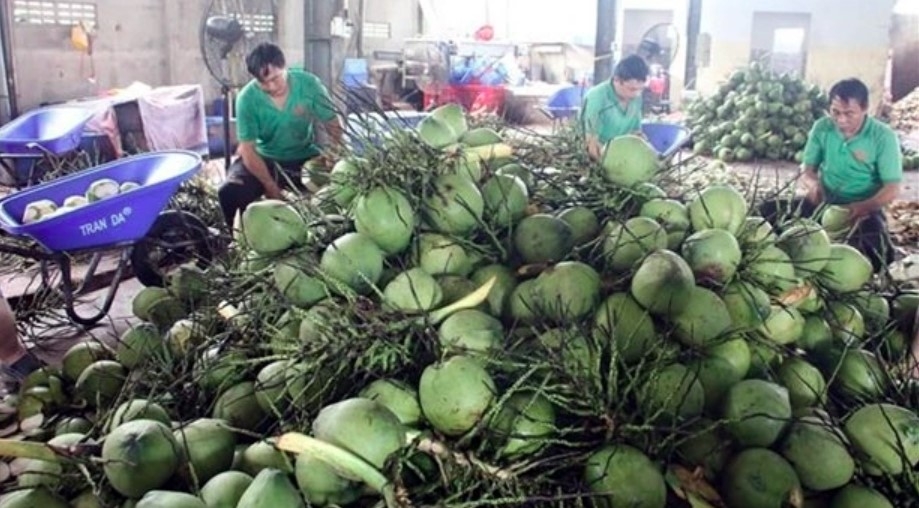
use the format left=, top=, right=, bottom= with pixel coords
left=684, top=0, right=703, bottom=89
left=594, top=0, right=617, bottom=83
left=0, top=0, right=19, bottom=121
left=305, top=0, right=336, bottom=86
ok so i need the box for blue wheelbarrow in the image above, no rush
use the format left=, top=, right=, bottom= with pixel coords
left=641, top=122, right=692, bottom=159
left=0, top=105, right=103, bottom=188
left=0, top=151, right=213, bottom=326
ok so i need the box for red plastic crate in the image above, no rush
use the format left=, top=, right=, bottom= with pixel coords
left=423, top=84, right=506, bottom=115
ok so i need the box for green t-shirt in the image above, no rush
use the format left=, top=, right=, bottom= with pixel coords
left=803, top=116, right=902, bottom=204
left=236, top=69, right=337, bottom=162
left=580, top=81, right=643, bottom=145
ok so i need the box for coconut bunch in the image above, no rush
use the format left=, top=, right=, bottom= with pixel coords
left=685, top=62, right=829, bottom=163
left=5, top=105, right=919, bottom=508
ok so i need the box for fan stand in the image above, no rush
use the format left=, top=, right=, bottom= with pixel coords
left=221, top=84, right=232, bottom=170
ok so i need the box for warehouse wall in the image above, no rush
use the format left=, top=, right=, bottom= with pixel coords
left=8, top=0, right=305, bottom=111
left=696, top=0, right=896, bottom=109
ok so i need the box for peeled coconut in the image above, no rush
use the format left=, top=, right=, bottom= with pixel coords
left=630, top=249, right=696, bottom=317
left=532, top=261, right=601, bottom=322
left=240, top=200, right=309, bottom=255
left=85, top=178, right=120, bottom=202
left=599, top=134, right=660, bottom=186
left=603, top=217, right=668, bottom=272
left=419, top=355, right=496, bottom=436
left=354, top=186, right=416, bottom=255
left=102, top=419, right=180, bottom=498
left=681, top=228, right=742, bottom=285
left=359, top=379, right=422, bottom=426
left=422, top=173, right=484, bottom=236
left=482, top=173, right=529, bottom=226
left=120, top=181, right=141, bottom=193
left=21, top=199, right=57, bottom=224
left=383, top=267, right=443, bottom=312
left=688, top=185, right=748, bottom=234
left=312, top=398, right=406, bottom=469
left=319, top=232, right=385, bottom=295
left=63, top=195, right=89, bottom=208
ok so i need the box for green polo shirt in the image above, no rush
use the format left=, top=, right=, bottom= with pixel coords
left=236, top=69, right=337, bottom=162
left=580, top=81, right=643, bottom=145
left=803, top=116, right=902, bottom=204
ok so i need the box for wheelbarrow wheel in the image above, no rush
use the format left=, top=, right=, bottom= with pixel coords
left=130, top=210, right=213, bottom=288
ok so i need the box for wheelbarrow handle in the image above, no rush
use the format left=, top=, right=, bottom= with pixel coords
left=25, top=142, right=57, bottom=159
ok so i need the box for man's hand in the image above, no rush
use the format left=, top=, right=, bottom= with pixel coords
left=800, top=167, right=823, bottom=204
left=263, top=181, right=284, bottom=200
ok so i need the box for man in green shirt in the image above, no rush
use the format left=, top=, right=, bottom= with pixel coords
left=580, top=55, right=650, bottom=160
left=759, top=78, right=902, bottom=271
left=217, top=42, right=343, bottom=229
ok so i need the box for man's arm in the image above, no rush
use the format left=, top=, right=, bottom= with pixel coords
left=581, top=95, right=604, bottom=161
left=800, top=123, right=825, bottom=204
left=845, top=183, right=900, bottom=219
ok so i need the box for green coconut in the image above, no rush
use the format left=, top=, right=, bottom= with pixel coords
left=833, top=349, right=887, bottom=401
left=1, top=489, right=68, bottom=508
left=237, top=441, right=293, bottom=477
left=75, top=360, right=127, bottom=407
left=723, top=379, right=792, bottom=448
left=630, top=249, right=696, bottom=316
left=599, top=134, right=661, bottom=186
left=853, top=291, right=890, bottom=333
left=144, top=294, right=188, bottom=331
left=240, top=200, right=309, bottom=255
left=110, top=399, right=171, bottom=430
left=504, top=279, right=540, bottom=323
left=738, top=216, right=777, bottom=247
left=827, top=302, right=866, bottom=345
left=135, top=490, right=206, bottom=507
left=722, top=281, right=772, bottom=329
left=640, top=198, right=691, bottom=249
left=820, top=205, right=852, bottom=238
left=513, top=213, right=575, bottom=264
left=556, top=206, right=601, bottom=246
left=437, top=276, right=480, bottom=306
left=422, top=173, right=484, bottom=236
left=164, top=319, right=207, bottom=357
left=818, top=244, right=873, bottom=293
left=488, top=390, right=556, bottom=459
left=417, top=114, right=459, bottom=149
left=677, top=420, right=732, bottom=479
left=354, top=186, right=416, bottom=255
left=592, top=292, right=658, bottom=364
left=102, top=419, right=181, bottom=498
left=294, top=454, right=362, bottom=506
left=429, top=103, right=468, bottom=140
left=584, top=444, right=666, bottom=508
left=116, top=323, right=165, bottom=369
left=166, top=262, right=209, bottom=304
left=778, top=222, right=832, bottom=275
left=495, top=163, right=535, bottom=191
left=461, top=126, right=503, bottom=147
left=200, top=471, right=253, bottom=508
left=312, top=398, right=406, bottom=469
left=759, top=305, right=806, bottom=345
left=640, top=363, right=705, bottom=423
left=830, top=485, right=894, bottom=508
left=18, top=433, right=88, bottom=489
left=602, top=217, right=668, bottom=272
left=213, top=382, right=266, bottom=432
left=689, top=338, right=752, bottom=412
left=844, top=403, right=919, bottom=475
left=799, top=315, right=834, bottom=353
left=482, top=173, right=529, bottom=226
left=327, top=158, right=361, bottom=208
left=777, top=358, right=827, bottom=409
left=746, top=245, right=799, bottom=294
left=254, top=360, right=294, bottom=414
left=359, top=379, right=422, bottom=426
left=383, top=267, right=444, bottom=312
left=780, top=417, right=854, bottom=492
left=55, top=417, right=93, bottom=436
left=174, top=418, right=236, bottom=485
left=681, top=228, right=742, bottom=285
left=438, top=309, right=504, bottom=355
left=319, top=232, right=385, bottom=295
left=688, top=185, right=748, bottom=234
left=722, top=448, right=802, bottom=508
left=61, top=341, right=112, bottom=382
left=416, top=233, right=475, bottom=276
left=273, top=256, right=328, bottom=308
left=419, top=355, right=496, bottom=436
left=236, top=468, right=305, bottom=508
left=672, top=286, right=733, bottom=348
left=531, top=261, right=601, bottom=322
left=471, top=264, right=518, bottom=317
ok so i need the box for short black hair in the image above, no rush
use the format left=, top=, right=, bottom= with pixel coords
left=829, top=78, right=869, bottom=109
left=613, top=55, right=650, bottom=82
left=246, top=42, right=286, bottom=80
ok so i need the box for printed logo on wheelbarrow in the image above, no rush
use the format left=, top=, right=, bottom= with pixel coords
left=78, top=206, right=132, bottom=236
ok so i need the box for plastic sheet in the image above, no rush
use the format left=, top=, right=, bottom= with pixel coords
left=135, top=85, right=208, bottom=154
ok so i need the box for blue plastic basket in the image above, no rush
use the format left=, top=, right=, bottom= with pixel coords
left=0, top=150, right=203, bottom=252
left=641, top=122, right=692, bottom=159
left=0, top=106, right=95, bottom=156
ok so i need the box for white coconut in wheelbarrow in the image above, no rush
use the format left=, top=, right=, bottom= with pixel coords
left=85, top=178, right=120, bottom=202
left=21, top=199, right=57, bottom=224
left=63, top=195, right=89, bottom=208
left=120, top=181, right=141, bottom=192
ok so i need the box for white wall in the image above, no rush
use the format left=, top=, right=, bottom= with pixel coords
left=697, top=0, right=896, bottom=107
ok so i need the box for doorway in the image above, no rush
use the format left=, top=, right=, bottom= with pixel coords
left=750, top=12, right=811, bottom=77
